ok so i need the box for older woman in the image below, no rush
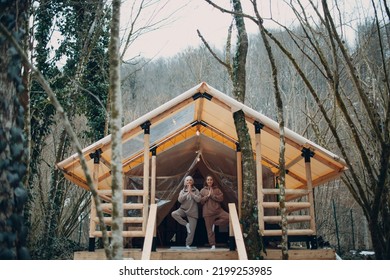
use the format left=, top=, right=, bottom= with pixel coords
left=171, top=175, right=201, bottom=249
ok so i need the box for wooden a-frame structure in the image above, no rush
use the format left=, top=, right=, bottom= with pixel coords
left=57, top=82, right=347, bottom=259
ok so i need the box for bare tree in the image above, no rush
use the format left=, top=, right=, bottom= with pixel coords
left=108, top=0, right=123, bottom=260
left=250, top=0, right=288, bottom=259
left=1, top=0, right=128, bottom=260
left=261, top=0, right=390, bottom=259
left=201, top=0, right=262, bottom=259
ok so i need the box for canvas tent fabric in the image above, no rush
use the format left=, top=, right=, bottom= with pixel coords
left=57, top=82, right=347, bottom=225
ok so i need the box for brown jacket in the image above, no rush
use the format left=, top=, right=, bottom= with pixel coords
left=200, top=185, right=224, bottom=217
left=177, top=186, right=201, bottom=218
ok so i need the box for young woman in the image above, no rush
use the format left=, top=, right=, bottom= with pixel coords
left=200, top=175, right=229, bottom=249
left=171, top=175, right=201, bottom=249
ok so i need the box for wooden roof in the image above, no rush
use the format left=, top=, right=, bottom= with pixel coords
left=57, top=82, right=347, bottom=191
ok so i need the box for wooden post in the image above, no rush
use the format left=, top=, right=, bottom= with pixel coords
left=151, top=147, right=157, bottom=251
left=88, top=149, right=101, bottom=251
left=302, top=147, right=316, bottom=234
left=228, top=203, right=248, bottom=260
left=151, top=148, right=157, bottom=204
left=141, top=121, right=151, bottom=234
left=236, top=143, right=243, bottom=219
left=254, top=121, right=264, bottom=233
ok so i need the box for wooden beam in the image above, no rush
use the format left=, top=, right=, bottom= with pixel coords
left=236, top=149, right=243, bottom=219
left=151, top=153, right=156, bottom=204
left=228, top=203, right=248, bottom=260
left=141, top=204, right=157, bottom=260
left=63, top=172, right=89, bottom=191
left=89, top=163, right=99, bottom=238
left=262, top=189, right=309, bottom=195
left=262, top=229, right=315, bottom=236
left=303, top=150, right=317, bottom=234
left=143, top=132, right=150, bottom=233
left=262, top=248, right=335, bottom=260
left=263, top=202, right=311, bottom=212
left=312, top=150, right=346, bottom=171
left=98, top=189, right=144, bottom=196
left=92, top=230, right=145, bottom=238
left=151, top=151, right=157, bottom=239
left=93, top=217, right=144, bottom=224
left=286, top=170, right=307, bottom=185
left=263, top=215, right=311, bottom=223
left=101, top=203, right=143, bottom=211
left=255, top=125, right=264, bottom=233
left=275, top=154, right=303, bottom=176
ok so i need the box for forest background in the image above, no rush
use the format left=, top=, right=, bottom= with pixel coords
left=0, top=0, right=389, bottom=260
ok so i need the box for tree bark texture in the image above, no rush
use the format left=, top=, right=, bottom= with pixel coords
left=252, top=0, right=288, bottom=259
left=108, top=0, right=124, bottom=260
left=0, top=0, right=30, bottom=259
left=228, top=0, right=262, bottom=259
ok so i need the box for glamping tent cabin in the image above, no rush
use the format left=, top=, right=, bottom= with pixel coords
left=57, top=82, right=347, bottom=260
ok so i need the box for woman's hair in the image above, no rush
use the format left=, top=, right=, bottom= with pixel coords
left=204, top=175, right=214, bottom=186
left=184, top=175, right=194, bottom=186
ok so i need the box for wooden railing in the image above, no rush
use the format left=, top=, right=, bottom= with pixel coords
left=260, top=188, right=316, bottom=237
left=141, top=204, right=157, bottom=260
left=90, top=189, right=147, bottom=238
left=228, top=203, right=248, bottom=260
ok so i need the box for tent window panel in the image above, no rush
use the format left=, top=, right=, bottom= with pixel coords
left=121, top=104, right=195, bottom=159
left=150, top=104, right=195, bottom=145
left=122, top=133, right=144, bottom=159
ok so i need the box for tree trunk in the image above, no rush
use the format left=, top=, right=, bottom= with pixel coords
left=233, top=110, right=262, bottom=259
left=0, top=0, right=30, bottom=259
left=42, top=130, right=68, bottom=259
left=251, top=1, right=288, bottom=259
left=108, top=0, right=123, bottom=260
left=231, top=0, right=262, bottom=259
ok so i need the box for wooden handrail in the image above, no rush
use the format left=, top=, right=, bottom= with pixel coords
left=263, top=215, right=311, bottom=223
left=141, top=204, right=157, bottom=260
left=262, top=202, right=311, bottom=210
left=93, top=217, right=144, bottom=224
left=98, top=189, right=145, bottom=196
left=228, top=203, right=248, bottom=260
left=101, top=202, right=143, bottom=210
left=262, top=189, right=309, bottom=195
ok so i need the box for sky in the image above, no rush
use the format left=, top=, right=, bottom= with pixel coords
left=120, top=0, right=373, bottom=61
left=121, top=0, right=279, bottom=59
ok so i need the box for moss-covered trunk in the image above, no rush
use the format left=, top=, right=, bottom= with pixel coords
left=233, top=110, right=262, bottom=259
left=0, top=0, right=30, bottom=259
left=230, top=0, right=263, bottom=259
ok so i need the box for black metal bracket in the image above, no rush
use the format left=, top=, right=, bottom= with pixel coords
left=140, top=120, right=151, bottom=134
left=192, top=92, right=213, bottom=101
left=301, top=147, right=315, bottom=163
left=254, top=120, right=264, bottom=134
left=89, top=148, right=102, bottom=164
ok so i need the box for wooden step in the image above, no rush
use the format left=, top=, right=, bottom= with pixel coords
left=263, top=215, right=311, bottom=223
left=93, top=217, right=144, bottom=224
left=74, top=248, right=238, bottom=260
left=262, top=248, right=336, bottom=260
left=262, top=189, right=309, bottom=195
left=91, top=230, right=145, bottom=238
left=101, top=203, right=143, bottom=211
left=97, top=189, right=145, bottom=196
left=262, top=229, right=315, bottom=236
left=262, top=202, right=311, bottom=211
left=74, top=247, right=335, bottom=260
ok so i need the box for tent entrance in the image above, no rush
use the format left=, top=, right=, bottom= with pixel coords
left=155, top=169, right=229, bottom=248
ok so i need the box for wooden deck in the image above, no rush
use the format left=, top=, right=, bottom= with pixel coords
left=74, top=247, right=238, bottom=260
left=74, top=247, right=336, bottom=260
left=262, top=248, right=336, bottom=260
